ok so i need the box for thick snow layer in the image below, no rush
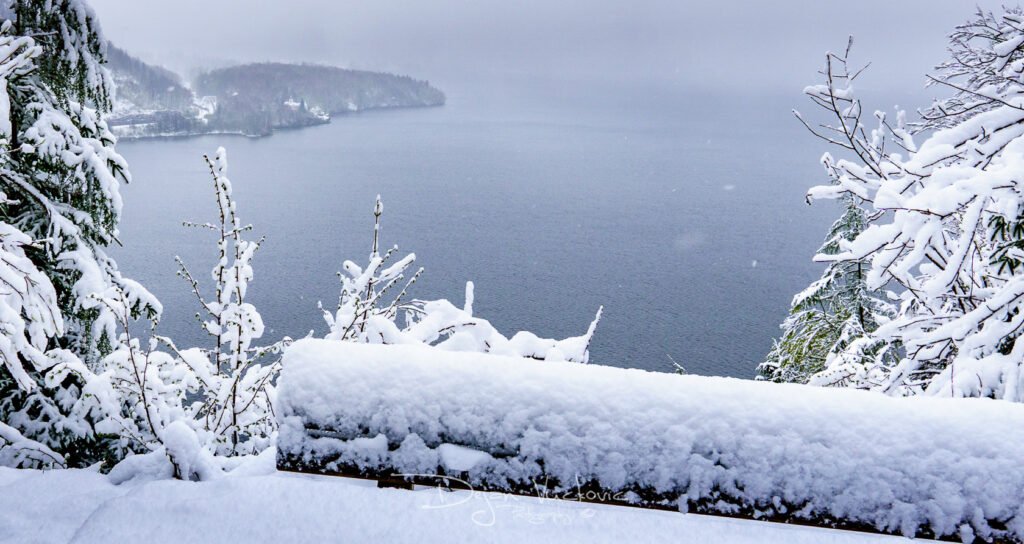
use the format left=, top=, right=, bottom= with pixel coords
left=277, top=340, right=1024, bottom=541
left=0, top=464, right=905, bottom=543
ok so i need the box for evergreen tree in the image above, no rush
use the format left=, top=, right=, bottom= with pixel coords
left=0, top=0, right=158, bottom=466
left=760, top=39, right=907, bottom=389
left=759, top=197, right=898, bottom=385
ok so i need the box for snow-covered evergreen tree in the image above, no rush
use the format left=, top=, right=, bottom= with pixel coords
left=762, top=41, right=903, bottom=388
left=0, top=420, right=63, bottom=467
left=759, top=197, right=898, bottom=386
left=0, top=1, right=158, bottom=467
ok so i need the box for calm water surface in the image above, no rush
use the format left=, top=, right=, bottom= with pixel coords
left=112, top=81, right=836, bottom=377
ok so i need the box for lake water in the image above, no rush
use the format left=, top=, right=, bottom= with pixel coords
left=112, top=80, right=837, bottom=377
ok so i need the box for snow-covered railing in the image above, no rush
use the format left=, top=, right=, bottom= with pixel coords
left=276, top=339, right=1024, bottom=542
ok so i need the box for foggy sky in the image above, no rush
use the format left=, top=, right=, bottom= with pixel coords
left=90, top=1, right=1008, bottom=95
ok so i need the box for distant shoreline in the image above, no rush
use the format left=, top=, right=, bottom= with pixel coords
left=108, top=48, right=446, bottom=140
left=112, top=102, right=446, bottom=142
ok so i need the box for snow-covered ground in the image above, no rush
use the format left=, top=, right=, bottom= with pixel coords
left=0, top=458, right=906, bottom=544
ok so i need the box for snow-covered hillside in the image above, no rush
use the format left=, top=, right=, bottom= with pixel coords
left=105, top=48, right=445, bottom=139
left=0, top=459, right=906, bottom=544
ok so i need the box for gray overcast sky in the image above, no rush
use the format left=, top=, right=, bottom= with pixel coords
left=90, top=1, right=1008, bottom=94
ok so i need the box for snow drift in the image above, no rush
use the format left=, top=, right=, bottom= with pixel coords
left=0, top=464, right=907, bottom=544
left=277, top=339, right=1024, bottom=542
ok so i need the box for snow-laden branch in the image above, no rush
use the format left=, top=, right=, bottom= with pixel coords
left=781, top=8, right=1024, bottom=400
left=321, top=197, right=603, bottom=363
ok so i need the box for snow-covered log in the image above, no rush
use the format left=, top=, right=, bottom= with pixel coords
left=277, top=339, right=1024, bottom=542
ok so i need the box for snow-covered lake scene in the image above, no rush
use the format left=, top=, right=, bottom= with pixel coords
left=2, top=1, right=1024, bottom=543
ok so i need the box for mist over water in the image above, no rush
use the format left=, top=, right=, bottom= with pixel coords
left=112, top=78, right=841, bottom=376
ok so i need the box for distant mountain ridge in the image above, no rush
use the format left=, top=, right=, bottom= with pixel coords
left=105, top=46, right=445, bottom=139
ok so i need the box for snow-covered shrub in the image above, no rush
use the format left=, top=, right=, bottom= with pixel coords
left=779, top=8, right=1024, bottom=400
left=99, top=148, right=282, bottom=475
left=322, top=197, right=602, bottom=363
left=99, top=150, right=601, bottom=480
left=169, top=148, right=282, bottom=456
left=321, top=195, right=423, bottom=344
left=278, top=340, right=1024, bottom=542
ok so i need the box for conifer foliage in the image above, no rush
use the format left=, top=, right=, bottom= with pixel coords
left=759, top=197, right=898, bottom=386
left=761, top=42, right=903, bottom=388
left=0, top=1, right=157, bottom=467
